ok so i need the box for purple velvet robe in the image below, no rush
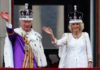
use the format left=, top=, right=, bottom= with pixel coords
left=7, top=27, right=37, bottom=68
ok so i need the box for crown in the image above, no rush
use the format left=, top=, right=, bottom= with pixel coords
left=68, top=5, right=83, bottom=24
left=19, top=3, right=33, bottom=21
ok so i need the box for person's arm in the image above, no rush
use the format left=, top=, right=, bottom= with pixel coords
left=51, top=33, right=67, bottom=47
left=6, top=22, right=18, bottom=46
left=85, top=32, right=93, bottom=68
left=0, top=12, right=18, bottom=46
left=42, top=26, right=67, bottom=47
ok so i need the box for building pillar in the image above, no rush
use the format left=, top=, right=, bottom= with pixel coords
left=32, top=6, right=41, bottom=33
left=0, top=0, right=11, bottom=67
left=57, top=6, right=64, bottom=38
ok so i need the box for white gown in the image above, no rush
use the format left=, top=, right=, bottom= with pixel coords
left=55, top=32, right=93, bottom=68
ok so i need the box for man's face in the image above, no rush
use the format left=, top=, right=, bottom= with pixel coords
left=20, top=20, right=32, bottom=32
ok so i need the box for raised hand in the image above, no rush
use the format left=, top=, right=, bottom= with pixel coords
left=42, top=26, right=56, bottom=43
left=42, top=26, right=53, bottom=36
left=0, top=12, right=9, bottom=22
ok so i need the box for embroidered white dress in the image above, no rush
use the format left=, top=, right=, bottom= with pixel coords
left=55, top=32, right=93, bottom=68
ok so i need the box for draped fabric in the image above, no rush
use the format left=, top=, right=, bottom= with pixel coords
left=4, top=27, right=47, bottom=68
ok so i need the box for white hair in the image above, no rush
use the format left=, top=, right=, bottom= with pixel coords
left=68, top=22, right=84, bottom=32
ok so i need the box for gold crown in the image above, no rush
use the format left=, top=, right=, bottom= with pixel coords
left=68, top=5, right=83, bottom=20
left=19, top=3, right=33, bottom=21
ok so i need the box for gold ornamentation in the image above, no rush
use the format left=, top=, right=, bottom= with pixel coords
left=22, top=33, right=34, bottom=68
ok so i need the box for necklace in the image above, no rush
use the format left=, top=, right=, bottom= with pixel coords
left=72, top=32, right=82, bottom=39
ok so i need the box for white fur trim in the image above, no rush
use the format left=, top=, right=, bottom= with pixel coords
left=19, top=18, right=33, bottom=21
left=69, top=19, right=83, bottom=24
left=4, top=36, right=14, bottom=68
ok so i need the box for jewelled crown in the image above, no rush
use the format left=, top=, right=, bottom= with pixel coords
left=19, top=3, right=33, bottom=21
left=68, top=5, right=83, bottom=24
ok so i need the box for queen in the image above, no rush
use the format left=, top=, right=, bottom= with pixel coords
left=42, top=5, right=93, bottom=68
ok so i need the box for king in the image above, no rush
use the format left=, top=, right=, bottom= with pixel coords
left=0, top=3, right=47, bottom=68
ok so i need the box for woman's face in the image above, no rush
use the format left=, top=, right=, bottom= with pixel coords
left=71, top=23, right=80, bottom=32
left=20, top=20, right=32, bottom=32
